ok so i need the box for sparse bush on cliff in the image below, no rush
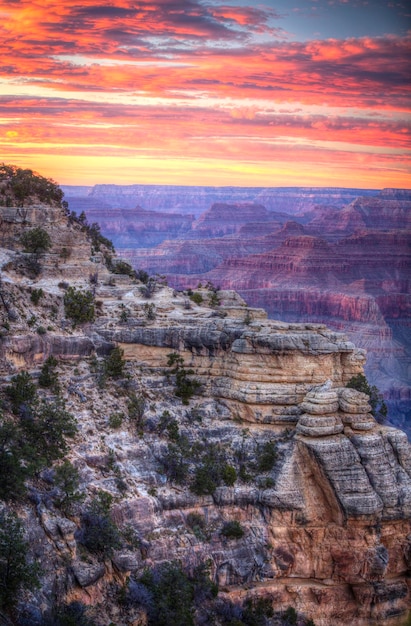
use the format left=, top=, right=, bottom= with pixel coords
left=129, top=560, right=217, bottom=626
left=144, top=302, right=156, bottom=320
left=22, top=398, right=77, bottom=467
left=103, top=345, right=126, bottom=378
left=191, top=444, right=231, bottom=495
left=244, top=309, right=253, bottom=325
left=0, top=417, right=29, bottom=501
left=189, top=291, right=204, bottom=305
left=0, top=510, right=40, bottom=611
left=38, top=355, right=60, bottom=390
left=127, top=392, right=146, bottom=433
left=0, top=164, right=63, bottom=206
left=242, top=597, right=274, bottom=625
left=0, top=382, right=77, bottom=501
left=346, top=373, right=387, bottom=424
left=186, top=512, right=208, bottom=541
left=54, top=460, right=84, bottom=513
left=159, top=435, right=192, bottom=484
left=14, top=252, right=43, bottom=277
left=6, top=370, right=37, bottom=415
left=41, top=601, right=98, bottom=626
left=64, top=286, right=95, bottom=324
left=80, top=491, right=121, bottom=558
left=136, top=269, right=150, bottom=284
left=167, top=352, right=201, bottom=404
left=282, top=606, right=298, bottom=625
left=109, top=411, right=124, bottom=429
left=220, top=520, right=244, bottom=539
left=139, top=277, right=157, bottom=298
left=68, top=210, right=114, bottom=253
left=20, top=227, right=52, bottom=254
left=256, top=440, right=278, bottom=472
left=209, top=290, right=220, bottom=307
left=111, top=259, right=136, bottom=277
left=30, top=287, right=44, bottom=304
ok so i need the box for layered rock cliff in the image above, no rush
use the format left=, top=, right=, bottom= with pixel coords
left=0, top=179, right=410, bottom=625
left=119, top=193, right=410, bottom=436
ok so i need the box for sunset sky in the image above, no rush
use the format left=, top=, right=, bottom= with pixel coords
left=0, top=0, right=410, bottom=187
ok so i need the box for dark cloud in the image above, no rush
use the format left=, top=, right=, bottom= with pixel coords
left=73, top=6, right=136, bottom=18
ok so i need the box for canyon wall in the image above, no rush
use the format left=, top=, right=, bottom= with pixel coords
left=76, top=188, right=409, bottom=436
left=0, top=194, right=410, bottom=625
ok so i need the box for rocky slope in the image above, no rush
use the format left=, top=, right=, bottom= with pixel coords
left=0, top=177, right=410, bottom=625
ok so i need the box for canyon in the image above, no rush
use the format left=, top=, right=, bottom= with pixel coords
left=64, top=185, right=411, bottom=437
left=0, top=173, right=409, bottom=625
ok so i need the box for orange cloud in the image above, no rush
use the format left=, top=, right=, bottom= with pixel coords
left=0, top=0, right=409, bottom=186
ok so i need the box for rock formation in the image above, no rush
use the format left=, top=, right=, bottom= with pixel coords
left=0, top=181, right=410, bottom=625
left=108, top=191, right=410, bottom=437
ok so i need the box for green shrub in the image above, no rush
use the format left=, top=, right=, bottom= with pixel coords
left=54, top=460, right=84, bottom=513
left=256, top=441, right=278, bottom=473
left=119, top=307, right=129, bottom=322
left=167, top=352, right=201, bottom=405
left=81, top=492, right=121, bottom=558
left=22, top=398, right=77, bottom=468
left=111, top=260, right=135, bottom=277
left=30, top=288, right=44, bottom=305
left=221, top=521, right=244, bottom=539
left=0, top=418, right=29, bottom=501
left=20, top=227, right=51, bottom=254
left=0, top=510, right=40, bottom=610
left=5, top=371, right=36, bottom=415
left=134, top=561, right=217, bottom=626
left=109, top=412, right=124, bottom=429
left=128, top=393, right=146, bottom=433
left=244, top=309, right=252, bottom=325
left=191, top=465, right=218, bottom=496
left=165, top=419, right=179, bottom=442
left=190, top=443, right=229, bottom=495
left=186, top=513, right=207, bottom=541
left=189, top=292, right=204, bottom=305
left=144, top=302, right=156, bottom=320
left=222, top=464, right=237, bottom=486
left=346, top=373, right=387, bottom=424
left=64, top=286, right=95, bottom=324
left=160, top=441, right=190, bottom=484
left=283, top=606, right=298, bottom=625
left=208, top=291, right=220, bottom=307
left=139, top=278, right=157, bottom=298
left=44, top=602, right=97, bottom=626
left=38, top=355, right=59, bottom=390
left=27, top=314, right=37, bottom=327
left=37, top=325, right=47, bottom=335
left=104, top=346, right=126, bottom=378
left=136, top=269, right=149, bottom=284
left=59, top=246, right=71, bottom=261
left=242, top=597, right=274, bottom=624
left=0, top=395, right=76, bottom=502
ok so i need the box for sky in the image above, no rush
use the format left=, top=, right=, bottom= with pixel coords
left=0, top=0, right=410, bottom=188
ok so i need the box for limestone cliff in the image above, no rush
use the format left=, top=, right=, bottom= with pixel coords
left=0, top=186, right=410, bottom=626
